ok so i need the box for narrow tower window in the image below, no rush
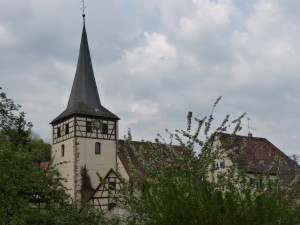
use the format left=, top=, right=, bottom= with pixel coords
left=102, top=123, right=108, bottom=134
left=61, top=144, right=65, bottom=157
left=65, top=124, right=69, bottom=135
left=86, top=121, right=92, bottom=132
left=57, top=127, right=61, bottom=137
left=95, top=142, right=101, bottom=155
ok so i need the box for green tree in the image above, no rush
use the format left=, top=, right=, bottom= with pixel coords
left=0, top=147, right=104, bottom=224
left=28, top=137, right=51, bottom=162
left=112, top=98, right=300, bottom=225
left=0, top=87, right=32, bottom=149
left=0, top=87, right=103, bottom=224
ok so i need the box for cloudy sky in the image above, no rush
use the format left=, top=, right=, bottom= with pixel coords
left=1, top=0, right=299, bottom=156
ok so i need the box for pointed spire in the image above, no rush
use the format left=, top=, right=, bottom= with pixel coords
left=51, top=22, right=119, bottom=124
left=67, top=24, right=101, bottom=110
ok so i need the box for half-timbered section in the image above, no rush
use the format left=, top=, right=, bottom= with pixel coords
left=73, top=117, right=117, bottom=140
left=52, top=116, right=117, bottom=144
left=52, top=117, right=75, bottom=144
left=88, top=169, right=122, bottom=212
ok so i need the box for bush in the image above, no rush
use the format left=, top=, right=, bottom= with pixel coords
left=112, top=98, right=300, bottom=225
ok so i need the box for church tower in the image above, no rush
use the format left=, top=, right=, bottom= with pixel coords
left=50, top=15, right=119, bottom=200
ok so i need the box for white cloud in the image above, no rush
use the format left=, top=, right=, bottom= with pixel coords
left=178, top=0, right=234, bottom=40
left=119, top=101, right=162, bottom=135
left=1, top=0, right=300, bottom=156
left=53, top=60, right=75, bottom=83
left=245, top=0, right=282, bottom=37
left=131, top=101, right=160, bottom=117
left=0, top=24, right=17, bottom=46
left=124, top=32, right=177, bottom=78
left=231, top=0, right=300, bottom=87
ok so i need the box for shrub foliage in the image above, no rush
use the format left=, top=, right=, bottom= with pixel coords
left=111, top=97, right=300, bottom=225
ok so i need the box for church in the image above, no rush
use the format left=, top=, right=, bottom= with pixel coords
left=50, top=14, right=122, bottom=202
left=50, top=14, right=299, bottom=212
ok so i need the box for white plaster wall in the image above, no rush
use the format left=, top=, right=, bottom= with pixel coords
left=76, top=138, right=117, bottom=189
left=207, top=137, right=234, bottom=182
left=52, top=138, right=76, bottom=198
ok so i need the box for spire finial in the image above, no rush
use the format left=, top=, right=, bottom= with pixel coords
left=81, top=0, right=87, bottom=24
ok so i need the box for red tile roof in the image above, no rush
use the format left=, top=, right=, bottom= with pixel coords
left=219, top=133, right=299, bottom=187
left=40, top=161, right=50, bottom=170
left=117, top=140, right=184, bottom=178
left=118, top=135, right=299, bottom=189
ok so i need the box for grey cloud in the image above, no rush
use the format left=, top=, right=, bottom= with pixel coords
left=0, top=0, right=299, bottom=156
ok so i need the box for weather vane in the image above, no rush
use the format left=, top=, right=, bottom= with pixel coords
left=81, top=0, right=87, bottom=16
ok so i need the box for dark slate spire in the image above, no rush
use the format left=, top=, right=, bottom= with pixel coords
left=51, top=20, right=119, bottom=124
left=67, top=24, right=101, bottom=110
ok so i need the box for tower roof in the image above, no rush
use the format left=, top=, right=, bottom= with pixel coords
left=51, top=23, right=119, bottom=124
left=68, top=24, right=101, bottom=110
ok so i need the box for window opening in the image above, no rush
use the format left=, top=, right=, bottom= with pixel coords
left=61, top=144, right=65, bottom=157
left=57, top=127, right=61, bottom=137
left=108, top=202, right=116, bottom=211
left=65, top=124, right=69, bottom=135
left=102, top=123, right=108, bottom=134
left=86, top=121, right=92, bottom=132
left=215, top=162, right=219, bottom=170
left=109, top=181, right=116, bottom=191
left=95, top=142, right=101, bottom=154
left=220, top=161, right=225, bottom=168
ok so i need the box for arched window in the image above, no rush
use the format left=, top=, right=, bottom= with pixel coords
left=95, top=142, right=101, bottom=155
left=61, top=144, right=65, bottom=157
